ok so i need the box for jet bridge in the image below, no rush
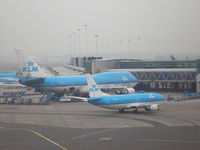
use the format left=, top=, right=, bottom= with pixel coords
left=107, top=68, right=197, bottom=91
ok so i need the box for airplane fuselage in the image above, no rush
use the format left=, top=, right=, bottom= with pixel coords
left=19, top=72, right=138, bottom=94
left=88, top=93, right=165, bottom=110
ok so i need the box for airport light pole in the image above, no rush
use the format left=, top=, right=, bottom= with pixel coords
left=107, top=42, right=109, bottom=47
left=120, top=41, right=123, bottom=51
left=66, top=35, right=69, bottom=62
left=69, top=34, right=72, bottom=58
left=94, top=35, right=99, bottom=58
left=73, top=32, right=76, bottom=56
left=137, top=36, right=141, bottom=51
left=128, top=39, right=130, bottom=48
left=84, top=25, right=88, bottom=60
left=78, top=29, right=81, bottom=58
left=127, top=39, right=131, bottom=53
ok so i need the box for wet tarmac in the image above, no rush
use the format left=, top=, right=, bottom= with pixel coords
left=0, top=99, right=200, bottom=150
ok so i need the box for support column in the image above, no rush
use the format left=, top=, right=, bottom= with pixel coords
left=197, top=74, right=200, bottom=93
left=196, top=59, right=200, bottom=93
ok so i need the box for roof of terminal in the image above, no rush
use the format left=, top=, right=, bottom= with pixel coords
left=107, top=68, right=197, bottom=72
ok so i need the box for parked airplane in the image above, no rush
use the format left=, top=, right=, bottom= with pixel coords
left=16, top=49, right=138, bottom=96
left=85, top=74, right=165, bottom=113
left=0, top=73, right=16, bottom=77
left=0, top=77, right=19, bottom=84
left=0, top=73, right=19, bottom=84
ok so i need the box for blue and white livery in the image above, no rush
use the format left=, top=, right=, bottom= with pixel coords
left=16, top=49, right=138, bottom=96
left=86, top=74, right=165, bottom=113
left=0, top=73, right=19, bottom=84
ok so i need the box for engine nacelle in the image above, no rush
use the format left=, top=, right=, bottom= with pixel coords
left=149, top=104, right=159, bottom=111
left=115, top=88, right=135, bottom=94
left=126, top=88, right=135, bottom=94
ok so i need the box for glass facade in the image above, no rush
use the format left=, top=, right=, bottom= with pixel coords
left=83, top=62, right=92, bottom=73
left=118, top=61, right=197, bottom=69
left=84, top=60, right=199, bottom=74
left=197, top=59, right=200, bottom=73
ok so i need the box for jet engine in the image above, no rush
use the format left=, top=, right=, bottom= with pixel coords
left=126, top=88, right=135, bottom=94
left=145, top=104, right=159, bottom=111
left=115, top=88, right=135, bottom=94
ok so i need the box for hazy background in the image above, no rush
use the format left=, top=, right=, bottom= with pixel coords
left=0, top=0, right=200, bottom=69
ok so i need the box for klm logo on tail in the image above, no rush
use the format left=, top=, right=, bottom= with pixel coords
left=89, top=85, right=99, bottom=92
left=23, top=61, right=38, bottom=72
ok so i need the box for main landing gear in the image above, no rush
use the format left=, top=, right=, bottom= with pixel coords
left=118, top=108, right=138, bottom=113
left=119, top=109, right=125, bottom=113
left=133, top=108, right=138, bottom=113
left=145, top=106, right=151, bottom=112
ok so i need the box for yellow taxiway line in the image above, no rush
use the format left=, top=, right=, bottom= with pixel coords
left=0, top=127, right=69, bottom=150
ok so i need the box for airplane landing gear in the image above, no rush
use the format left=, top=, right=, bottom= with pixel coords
left=145, top=106, right=151, bottom=112
left=119, top=109, right=125, bottom=113
left=157, top=105, right=160, bottom=111
left=133, top=108, right=138, bottom=113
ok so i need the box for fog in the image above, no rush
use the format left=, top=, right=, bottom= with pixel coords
left=0, top=0, right=200, bottom=62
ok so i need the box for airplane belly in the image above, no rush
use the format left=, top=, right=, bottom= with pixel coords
left=100, top=103, right=129, bottom=110
left=97, top=101, right=162, bottom=110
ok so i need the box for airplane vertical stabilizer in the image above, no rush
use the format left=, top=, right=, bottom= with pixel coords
left=15, top=49, right=48, bottom=77
left=86, top=74, right=110, bottom=97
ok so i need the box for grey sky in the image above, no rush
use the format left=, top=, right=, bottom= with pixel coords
left=0, top=0, right=200, bottom=59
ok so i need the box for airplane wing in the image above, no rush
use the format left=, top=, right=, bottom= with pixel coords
left=68, top=96, right=88, bottom=102
left=68, top=96, right=102, bottom=102
left=100, top=85, right=128, bottom=89
left=68, top=88, right=103, bottom=102
left=100, top=85, right=135, bottom=94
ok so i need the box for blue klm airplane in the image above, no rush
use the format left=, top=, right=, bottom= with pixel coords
left=16, top=49, right=138, bottom=96
left=85, top=74, right=165, bottom=113
left=0, top=73, right=19, bottom=84
left=0, top=73, right=16, bottom=78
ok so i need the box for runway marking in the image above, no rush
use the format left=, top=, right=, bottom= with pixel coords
left=99, top=137, right=112, bottom=141
left=24, top=121, right=34, bottom=124
left=136, top=138, right=200, bottom=144
left=28, top=129, right=69, bottom=150
left=0, top=127, right=69, bottom=150
left=70, top=128, right=121, bottom=140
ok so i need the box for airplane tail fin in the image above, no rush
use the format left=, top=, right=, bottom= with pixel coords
left=15, top=49, right=48, bottom=78
left=86, top=74, right=110, bottom=97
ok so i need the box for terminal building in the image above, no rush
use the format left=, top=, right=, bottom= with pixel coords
left=82, top=59, right=200, bottom=92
